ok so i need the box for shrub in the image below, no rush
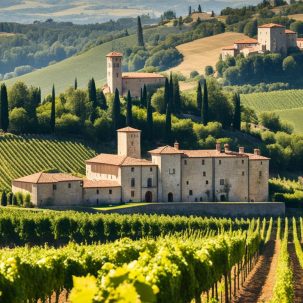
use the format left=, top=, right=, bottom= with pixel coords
left=190, top=71, right=199, bottom=79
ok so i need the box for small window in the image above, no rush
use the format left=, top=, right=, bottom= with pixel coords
left=220, top=179, right=225, bottom=186
left=53, top=184, right=57, bottom=190
left=131, top=178, right=135, bottom=187
left=131, top=141, right=134, bottom=146
left=189, top=190, right=193, bottom=196
left=242, top=160, right=245, bottom=164
left=68, top=183, right=71, bottom=188
left=169, top=168, right=176, bottom=175
left=116, top=73, right=119, bottom=77
left=219, top=160, right=222, bottom=165
left=206, top=180, right=209, bottom=185
left=131, top=191, right=135, bottom=197
left=150, top=167, right=153, bottom=172
left=242, top=171, right=245, bottom=176
left=131, top=167, right=135, bottom=172
left=200, top=197, right=203, bottom=202
left=109, top=189, right=112, bottom=194
left=203, top=172, right=206, bottom=177
left=259, top=171, right=262, bottom=177
left=96, top=189, right=99, bottom=195
left=147, top=178, right=152, bottom=188
left=202, top=160, right=205, bottom=165
left=261, top=161, right=263, bottom=165
left=184, top=160, right=187, bottom=165
left=186, top=181, right=189, bottom=185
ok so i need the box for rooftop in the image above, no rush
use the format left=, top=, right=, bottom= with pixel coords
left=83, top=179, right=120, bottom=189
left=285, top=29, right=296, bottom=34
left=117, top=127, right=141, bottom=132
left=106, top=51, right=123, bottom=57
left=148, top=145, right=184, bottom=155
left=122, top=72, right=165, bottom=79
left=13, top=172, right=82, bottom=184
left=258, top=23, right=285, bottom=29
left=234, top=38, right=258, bottom=44
left=222, top=45, right=236, bottom=50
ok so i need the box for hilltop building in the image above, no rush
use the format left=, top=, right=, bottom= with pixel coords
left=102, top=52, right=165, bottom=98
left=12, top=127, right=270, bottom=206
left=221, top=23, right=300, bottom=60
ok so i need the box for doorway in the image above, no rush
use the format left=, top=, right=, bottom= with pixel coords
left=168, top=192, right=174, bottom=202
left=145, top=191, right=153, bottom=202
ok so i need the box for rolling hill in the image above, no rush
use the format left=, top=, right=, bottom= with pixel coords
left=168, top=32, right=250, bottom=76
left=0, top=134, right=97, bottom=191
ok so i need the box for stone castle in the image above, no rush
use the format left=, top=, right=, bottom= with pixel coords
left=221, top=23, right=301, bottom=60
left=12, top=127, right=270, bottom=206
left=102, top=52, right=166, bottom=98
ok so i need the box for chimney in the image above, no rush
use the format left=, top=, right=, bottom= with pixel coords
left=174, top=141, right=180, bottom=150
left=224, top=143, right=230, bottom=153
left=216, top=142, right=221, bottom=153
left=239, top=147, right=245, bottom=154
left=254, top=148, right=261, bottom=156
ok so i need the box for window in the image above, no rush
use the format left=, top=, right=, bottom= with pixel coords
left=189, top=190, right=193, bottom=196
left=109, top=189, right=112, bottom=194
left=184, top=160, right=187, bottom=165
left=147, top=178, right=152, bottom=188
left=150, top=167, right=153, bottom=172
left=80, top=181, right=83, bottom=187
left=202, top=160, right=205, bottom=165
left=203, top=172, right=206, bottom=177
left=131, top=167, right=135, bottom=172
left=53, top=184, right=57, bottom=190
left=96, top=190, right=99, bottom=195
left=200, top=197, right=203, bottom=202
left=68, top=183, right=71, bottom=188
left=259, top=171, right=262, bottom=177
left=261, top=161, right=263, bottom=165
left=116, top=73, right=119, bottom=78
left=206, top=180, right=209, bottom=185
left=131, top=191, right=135, bottom=197
left=242, top=160, right=245, bottom=164
left=169, top=168, right=175, bottom=175
left=220, top=179, right=225, bottom=186
left=219, top=160, right=222, bottom=165
left=242, top=171, right=245, bottom=176
left=131, top=178, right=135, bottom=187
left=186, top=181, right=189, bottom=185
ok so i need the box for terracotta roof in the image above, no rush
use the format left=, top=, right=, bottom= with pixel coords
left=83, top=179, right=121, bottom=188
left=13, top=172, right=82, bottom=184
left=122, top=72, right=165, bottom=79
left=297, top=38, right=303, bottom=41
left=222, top=45, right=236, bottom=50
left=117, top=127, right=141, bottom=132
left=285, top=29, right=296, bottom=34
left=86, top=154, right=156, bottom=166
left=106, top=51, right=123, bottom=57
left=148, top=146, right=184, bottom=155
left=234, top=38, right=258, bottom=44
left=182, top=150, right=248, bottom=158
left=258, top=23, right=285, bottom=28
left=245, top=153, right=270, bottom=160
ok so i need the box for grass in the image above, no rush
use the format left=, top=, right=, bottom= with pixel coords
left=273, top=108, right=303, bottom=133
left=168, top=32, right=250, bottom=76
left=93, top=202, right=153, bottom=211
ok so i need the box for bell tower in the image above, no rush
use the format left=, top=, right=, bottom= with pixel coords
left=117, top=127, right=141, bottom=159
left=106, top=52, right=123, bottom=94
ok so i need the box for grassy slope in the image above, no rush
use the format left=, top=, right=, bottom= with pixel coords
left=242, top=90, right=303, bottom=133
left=0, top=134, right=97, bottom=191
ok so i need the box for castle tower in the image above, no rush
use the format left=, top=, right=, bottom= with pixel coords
left=106, top=52, right=123, bottom=94
left=117, top=127, right=141, bottom=159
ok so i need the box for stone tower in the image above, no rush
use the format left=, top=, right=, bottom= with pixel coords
left=117, top=127, right=141, bottom=159
left=106, top=52, right=123, bottom=94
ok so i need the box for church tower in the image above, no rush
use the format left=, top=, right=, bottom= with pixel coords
left=106, top=52, right=123, bottom=94
left=117, top=127, right=141, bottom=159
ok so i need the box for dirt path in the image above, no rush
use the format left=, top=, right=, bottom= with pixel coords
left=288, top=243, right=303, bottom=303
left=233, top=240, right=279, bottom=303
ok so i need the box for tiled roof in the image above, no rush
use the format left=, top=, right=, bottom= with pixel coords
left=122, top=72, right=165, bottom=79
left=182, top=150, right=248, bottom=158
left=86, top=154, right=155, bottom=166
left=297, top=38, right=303, bottom=41
left=13, top=172, right=82, bottom=184
left=234, top=38, right=258, bottom=44
left=245, top=153, right=270, bottom=160
left=285, top=29, right=296, bottom=34
left=83, top=179, right=121, bottom=188
left=222, top=45, right=236, bottom=50
left=258, top=23, right=285, bottom=28
left=148, top=145, right=184, bottom=155
left=106, top=51, right=123, bottom=57
left=117, top=127, right=141, bottom=132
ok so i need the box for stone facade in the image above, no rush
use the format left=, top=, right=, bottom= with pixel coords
left=12, top=127, right=270, bottom=206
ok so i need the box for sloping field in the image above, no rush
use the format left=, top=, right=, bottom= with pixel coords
left=289, top=14, right=303, bottom=21
left=169, top=32, right=249, bottom=76
left=273, top=108, right=303, bottom=134
left=2, top=34, right=137, bottom=96
left=0, top=134, right=96, bottom=191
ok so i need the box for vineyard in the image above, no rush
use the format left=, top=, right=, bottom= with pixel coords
left=0, top=134, right=96, bottom=191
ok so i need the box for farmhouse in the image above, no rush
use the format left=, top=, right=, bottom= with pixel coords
left=102, top=52, right=165, bottom=98
left=12, top=127, right=270, bottom=206
left=221, top=23, right=299, bottom=60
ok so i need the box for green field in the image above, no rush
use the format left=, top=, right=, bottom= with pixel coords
left=242, top=89, right=303, bottom=133
left=0, top=134, right=96, bottom=191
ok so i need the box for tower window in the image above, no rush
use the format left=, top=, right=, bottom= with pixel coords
left=131, top=167, right=135, bottom=172
left=131, top=178, right=135, bottom=187
left=68, top=183, right=71, bottom=188
left=131, top=191, right=135, bottom=197
left=220, top=179, right=225, bottom=186
left=150, top=167, right=153, bottom=172
left=96, top=190, right=99, bottom=195
left=189, top=190, right=193, bottom=196
left=184, top=160, right=187, bottom=165
left=202, top=160, right=205, bottom=165
left=206, top=180, right=209, bottom=185
left=203, top=172, right=206, bottom=177
left=242, top=160, right=244, bottom=164
left=109, top=189, right=112, bottom=194
left=147, top=178, right=152, bottom=187
left=219, top=160, right=222, bottom=165
left=53, top=184, right=57, bottom=190
left=242, top=171, right=245, bottom=176
left=259, top=171, right=262, bottom=177
left=186, top=181, right=189, bottom=185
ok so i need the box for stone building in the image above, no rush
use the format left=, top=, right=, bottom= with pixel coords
left=221, top=23, right=299, bottom=60
left=12, top=127, right=270, bottom=206
left=103, top=52, right=166, bottom=98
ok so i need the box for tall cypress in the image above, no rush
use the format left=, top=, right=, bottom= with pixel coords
left=164, top=78, right=170, bottom=107
left=233, top=93, right=241, bottom=131
left=169, top=72, right=174, bottom=112
left=0, top=84, right=9, bottom=132
left=126, top=90, right=133, bottom=126
left=74, top=78, right=78, bottom=90
left=50, top=84, right=56, bottom=133
left=202, top=80, right=209, bottom=126
left=196, top=81, right=202, bottom=114
left=89, top=78, right=98, bottom=123
left=146, top=95, right=153, bottom=140
left=142, top=84, right=147, bottom=107
left=165, top=103, right=172, bottom=143
left=173, top=78, right=181, bottom=114
left=189, top=6, right=192, bottom=16
left=137, top=16, right=144, bottom=47
left=198, top=4, right=202, bottom=12
left=112, top=88, right=121, bottom=130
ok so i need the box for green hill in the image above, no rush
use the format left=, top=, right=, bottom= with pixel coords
left=242, top=90, right=303, bottom=133
left=0, top=134, right=97, bottom=191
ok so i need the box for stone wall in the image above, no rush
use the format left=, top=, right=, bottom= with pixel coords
left=106, top=202, right=285, bottom=217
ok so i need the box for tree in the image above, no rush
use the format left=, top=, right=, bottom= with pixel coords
left=1, top=191, right=7, bottom=206
left=141, top=85, right=147, bottom=107
left=112, top=88, right=122, bottom=131
left=198, top=4, right=202, bottom=13
left=98, top=89, right=107, bottom=110
left=9, top=108, right=30, bottom=133
left=0, top=84, right=9, bottom=132
left=164, top=78, right=170, bottom=107
left=244, top=20, right=258, bottom=37
left=50, top=84, right=56, bottom=133
left=173, top=78, right=181, bottom=114
left=74, top=78, right=78, bottom=90
left=89, top=78, right=98, bottom=123
left=169, top=73, right=174, bottom=111
left=196, top=81, right=202, bottom=114
left=165, top=103, right=172, bottom=143
left=137, top=16, right=144, bottom=47
left=202, top=80, right=209, bottom=126
left=126, top=90, right=133, bottom=126
left=189, top=6, right=192, bottom=16
left=205, top=66, right=214, bottom=76
left=233, top=93, right=241, bottom=131
left=146, top=95, right=153, bottom=140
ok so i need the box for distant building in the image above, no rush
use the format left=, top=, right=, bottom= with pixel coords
left=221, top=23, right=299, bottom=60
left=103, top=52, right=165, bottom=98
left=12, top=127, right=270, bottom=206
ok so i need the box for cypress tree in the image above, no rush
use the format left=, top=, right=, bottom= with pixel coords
left=196, top=81, right=202, bottom=114
left=173, top=78, right=181, bottom=114
left=198, top=4, right=202, bottom=13
left=202, top=80, right=209, bottom=126
left=74, top=78, right=78, bottom=90
left=189, top=6, right=192, bottom=16
left=112, top=88, right=121, bottom=130
left=126, top=90, right=133, bottom=126
left=146, top=95, right=153, bottom=140
left=89, top=78, right=98, bottom=123
left=1, top=191, right=7, bottom=206
left=137, top=16, right=144, bottom=47
left=0, top=83, right=9, bottom=132
left=50, top=84, right=56, bottom=133
left=142, top=84, right=147, bottom=107
left=233, top=93, right=241, bottom=131
left=169, top=73, right=174, bottom=112
left=140, top=87, right=143, bottom=106
left=165, top=103, right=172, bottom=143
left=164, top=78, right=170, bottom=107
